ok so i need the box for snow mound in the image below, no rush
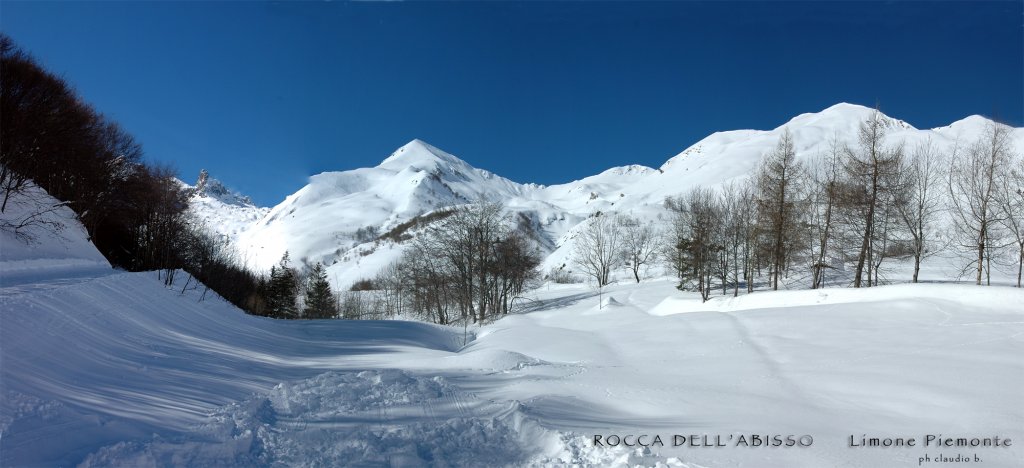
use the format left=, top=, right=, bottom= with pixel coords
left=601, top=296, right=624, bottom=308
left=0, top=183, right=111, bottom=293
left=647, top=283, right=1024, bottom=316
left=442, top=348, right=549, bottom=372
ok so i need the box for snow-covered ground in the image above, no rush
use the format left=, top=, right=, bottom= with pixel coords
left=3, top=188, right=1023, bottom=467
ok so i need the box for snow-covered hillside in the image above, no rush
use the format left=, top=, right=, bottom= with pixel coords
left=0, top=183, right=112, bottom=293
left=181, top=170, right=270, bottom=243
left=2, top=189, right=1022, bottom=466
left=231, top=140, right=531, bottom=274
left=204, top=103, right=1024, bottom=290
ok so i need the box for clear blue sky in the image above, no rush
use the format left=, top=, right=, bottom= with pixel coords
left=3, top=1, right=1022, bottom=206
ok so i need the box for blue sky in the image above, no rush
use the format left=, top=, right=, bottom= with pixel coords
left=4, top=1, right=1022, bottom=206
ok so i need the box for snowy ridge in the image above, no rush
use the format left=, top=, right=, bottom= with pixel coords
left=182, top=170, right=270, bottom=243
left=204, top=103, right=1023, bottom=290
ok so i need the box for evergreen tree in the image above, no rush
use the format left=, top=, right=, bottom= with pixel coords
left=303, top=262, right=336, bottom=319
left=267, top=252, right=298, bottom=318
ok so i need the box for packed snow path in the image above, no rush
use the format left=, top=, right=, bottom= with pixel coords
left=3, top=268, right=1022, bottom=467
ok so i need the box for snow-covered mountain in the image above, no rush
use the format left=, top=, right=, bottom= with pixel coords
left=183, top=170, right=270, bottom=243
left=4, top=113, right=1023, bottom=468
left=229, top=140, right=533, bottom=280
left=199, top=103, right=1024, bottom=288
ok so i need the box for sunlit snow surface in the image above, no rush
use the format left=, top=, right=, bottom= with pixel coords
left=2, top=188, right=1023, bottom=467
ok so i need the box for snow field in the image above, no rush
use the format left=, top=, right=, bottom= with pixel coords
left=4, top=260, right=1024, bottom=466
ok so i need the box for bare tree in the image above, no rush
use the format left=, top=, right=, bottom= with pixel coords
left=754, top=129, right=806, bottom=290
left=895, top=139, right=946, bottom=283
left=839, top=110, right=906, bottom=287
left=619, top=214, right=660, bottom=283
left=573, top=212, right=622, bottom=288
left=720, top=183, right=743, bottom=295
left=948, top=123, right=1014, bottom=285
left=402, top=243, right=456, bottom=324
left=996, top=155, right=1024, bottom=287
left=374, top=261, right=410, bottom=318
left=0, top=163, right=30, bottom=214
left=809, top=136, right=842, bottom=289
left=0, top=184, right=67, bottom=244
left=384, top=201, right=539, bottom=324
left=666, top=188, right=723, bottom=302
left=419, top=202, right=507, bottom=322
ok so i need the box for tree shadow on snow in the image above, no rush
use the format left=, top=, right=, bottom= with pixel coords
left=513, top=291, right=600, bottom=314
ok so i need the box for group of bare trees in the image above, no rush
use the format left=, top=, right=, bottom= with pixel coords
left=948, top=124, right=1022, bottom=285
left=577, top=111, right=1022, bottom=302
left=346, top=202, right=541, bottom=325
left=572, top=212, right=661, bottom=293
left=664, top=183, right=759, bottom=301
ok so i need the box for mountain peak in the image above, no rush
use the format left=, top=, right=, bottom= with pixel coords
left=379, top=139, right=470, bottom=171
left=822, top=102, right=872, bottom=113
left=190, top=170, right=258, bottom=207
left=781, top=102, right=915, bottom=131
left=932, top=114, right=998, bottom=134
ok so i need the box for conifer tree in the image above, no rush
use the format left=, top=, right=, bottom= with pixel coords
left=267, top=252, right=298, bottom=318
left=303, top=262, right=336, bottom=319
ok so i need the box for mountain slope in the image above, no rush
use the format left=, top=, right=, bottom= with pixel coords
left=0, top=183, right=112, bottom=293
left=208, top=103, right=1024, bottom=288
left=183, top=170, right=270, bottom=242
left=233, top=139, right=531, bottom=272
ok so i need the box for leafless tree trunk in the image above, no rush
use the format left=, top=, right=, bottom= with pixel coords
left=755, top=129, right=805, bottom=290
left=619, top=214, right=660, bottom=283
left=666, top=188, right=724, bottom=302
left=948, top=123, right=1013, bottom=285
left=996, top=156, right=1024, bottom=287
left=895, top=139, right=946, bottom=283
left=840, top=110, right=905, bottom=288
left=810, top=136, right=842, bottom=289
left=721, top=181, right=753, bottom=296
left=573, top=212, right=622, bottom=288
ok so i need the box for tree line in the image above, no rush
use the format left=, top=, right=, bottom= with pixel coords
left=351, top=202, right=542, bottom=324
left=571, top=111, right=1023, bottom=302
left=0, top=33, right=271, bottom=315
